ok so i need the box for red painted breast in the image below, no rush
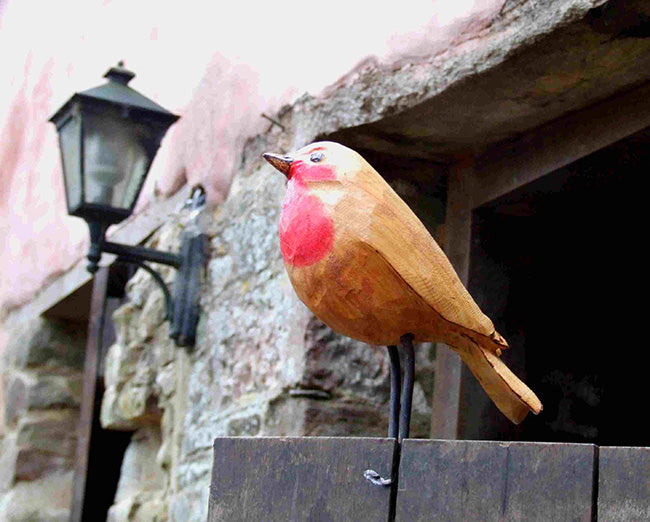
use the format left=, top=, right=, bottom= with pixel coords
left=279, top=179, right=334, bottom=267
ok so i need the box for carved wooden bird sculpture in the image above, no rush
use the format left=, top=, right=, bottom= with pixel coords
left=264, top=142, right=542, bottom=440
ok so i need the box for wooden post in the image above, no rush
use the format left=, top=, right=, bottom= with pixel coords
left=70, top=267, right=109, bottom=522
left=430, top=158, right=474, bottom=440
left=431, top=85, right=650, bottom=440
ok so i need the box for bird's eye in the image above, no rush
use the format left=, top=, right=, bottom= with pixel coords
left=310, top=151, right=324, bottom=163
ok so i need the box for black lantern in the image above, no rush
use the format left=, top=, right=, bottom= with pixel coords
left=50, top=62, right=206, bottom=347
left=50, top=61, right=179, bottom=225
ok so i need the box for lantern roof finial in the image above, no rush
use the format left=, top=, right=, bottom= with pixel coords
left=103, top=60, right=136, bottom=86
left=49, top=62, right=179, bottom=128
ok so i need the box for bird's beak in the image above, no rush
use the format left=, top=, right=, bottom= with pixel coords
left=263, top=152, right=294, bottom=177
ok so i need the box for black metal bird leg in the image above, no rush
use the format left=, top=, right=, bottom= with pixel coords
left=365, top=334, right=416, bottom=487
left=398, top=333, right=415, bottom=442
left=386, top=334, right=415, bottom=442
left=386, top=344, right=401, bottom=439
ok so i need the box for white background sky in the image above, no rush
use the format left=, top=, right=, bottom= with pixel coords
left=1, top=0, right=498, bottom=114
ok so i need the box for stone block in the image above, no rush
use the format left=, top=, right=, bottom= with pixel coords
left=11, top=410, right=78, bottom=481
left=15, top=410, right=78, bottom=457
left=137, top=290, right=166, bottom=342
left=154, top=362, right=176, bottom=400
left=0, top=470, right=73, bottom=521
left=263, top=393, right=307, bottom=436
left=103, top=342, right=139, bottom=387
left=3, top=372, right=82, bottom=428
left=2, top=411, right=77, bottom=491
left=300, top=317, right=436, bottom=437
left=112, top=303, right=144, bottom=348
left=100, top=382, right=161, bottom=431
left=13, top=449, right=70, bottom=482
left=28, top=373, right=82, bottom=410
left=302, top=399, right=387, bottom=437
left=226, top=413, right=261, bottom=436
left=6, top=317, right=86, bottom=370
left=3, top=373, right=27, bottom=428
left=0, top=435, right=18, bottom=494
left=302, top=317, right=388, bottom=401
left=101, top=339, right=162, bottom=431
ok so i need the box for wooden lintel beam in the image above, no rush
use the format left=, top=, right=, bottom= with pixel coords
left=473, top=81, right=650, bottom=209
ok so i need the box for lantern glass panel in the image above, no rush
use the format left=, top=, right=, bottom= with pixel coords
left=58, top=115, right=82, bottom=212
left=82, top=112, right=150, bottom=210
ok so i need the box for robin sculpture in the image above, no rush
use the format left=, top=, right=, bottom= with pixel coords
left=264, top=142, right=542, bottom=441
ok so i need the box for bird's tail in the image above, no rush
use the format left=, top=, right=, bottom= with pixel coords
left=458, top=337, right=542, bottom=424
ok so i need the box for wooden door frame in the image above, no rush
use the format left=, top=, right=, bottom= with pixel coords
left=430, top=80, right=650, bottom=439
left=70, top=267, right=109, bottom=522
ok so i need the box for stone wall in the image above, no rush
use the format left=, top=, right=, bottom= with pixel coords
left=0, top=317, right=86, bottom=521
left=97, top=133, right=440, bottom=521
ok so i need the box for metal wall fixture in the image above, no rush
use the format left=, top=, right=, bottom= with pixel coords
left=49, top=62, right=207, bottom=347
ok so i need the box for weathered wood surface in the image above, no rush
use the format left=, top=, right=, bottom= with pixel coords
left=395, top=439, right=596, bottom=521
left=598, top=446, right=650, bottom=521
left=431, top=160, right=473, bottom=440
left=70, top=267, right=109, bottom=522
left=208, top=437, right=396, bottom=522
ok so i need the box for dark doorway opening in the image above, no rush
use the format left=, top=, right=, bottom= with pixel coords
left=79, top=262, right=137, bottom=521
left=464, top=128, right=648, bottom=445
left=80, top=374, right=133, bottom=520
left=56, top=262, right=138, bottom=521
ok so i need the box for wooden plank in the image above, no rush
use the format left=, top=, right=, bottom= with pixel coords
left=395, top=439, right=596, bottom=521
left=598, top=446, right=650, bottom=521
left=208, top=437, right=396, bottom=522
left=69, top=267, right=109, bottom=522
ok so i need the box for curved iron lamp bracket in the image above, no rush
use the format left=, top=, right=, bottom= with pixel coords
left=127, top=258, right=174, bottom=320
left=86, top=186, right=208, bottom=348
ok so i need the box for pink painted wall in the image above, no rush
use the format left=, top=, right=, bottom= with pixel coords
left=0, top=0, right=503, bottom=318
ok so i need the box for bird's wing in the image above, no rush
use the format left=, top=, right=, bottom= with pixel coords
left=348, top=174, right=496, bottom=338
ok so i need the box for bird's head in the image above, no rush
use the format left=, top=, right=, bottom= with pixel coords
left=263, top=141, right=365, bottom=185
